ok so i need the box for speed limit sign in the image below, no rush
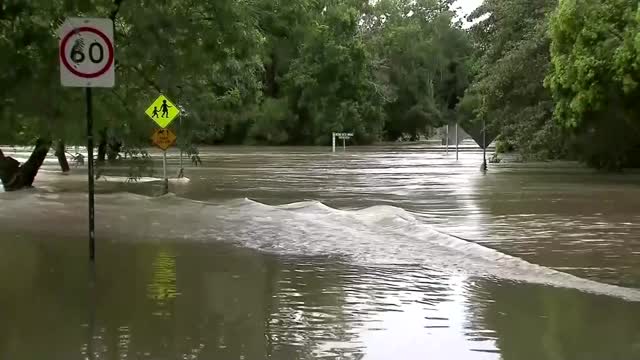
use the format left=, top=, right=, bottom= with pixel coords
left=59, top=18, right=115, bottom=88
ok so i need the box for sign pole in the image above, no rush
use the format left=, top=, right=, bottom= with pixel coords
left=163, top=150, right=168, bottom=193
left=482, top=118, right=487, bottom=171
left=332, top=133, right=336, bottom=153
left=59, top=17, right=116, bottom=263
left=445, top=124, right=449, bottom=154
left=150, top=127, right=177, bottom=193
left=455, top=122, right=459, bottom=161
left=179, top=117, right=184, bottom=178
left=86, top=87, right=96, bottom=263
left=481, top=97, right=488, bottom=171
left=343, top=138, right=346, bottom=151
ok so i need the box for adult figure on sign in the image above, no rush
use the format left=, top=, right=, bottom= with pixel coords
left=160, top=100, right=172, bottom=118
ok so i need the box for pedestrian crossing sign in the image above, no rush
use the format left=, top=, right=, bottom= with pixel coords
left=145, top=94, right=180, bottom=128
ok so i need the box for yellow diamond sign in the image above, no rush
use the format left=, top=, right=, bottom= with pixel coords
left=151, top=128, right=177, bottom=150
left=145, top=94, right=180, bottom=128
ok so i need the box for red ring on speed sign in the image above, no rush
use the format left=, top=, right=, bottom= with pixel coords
left=60, top=26, right=114, bottom=79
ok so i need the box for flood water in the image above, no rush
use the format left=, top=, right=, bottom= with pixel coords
left=1, top=143, right=640, bottom=359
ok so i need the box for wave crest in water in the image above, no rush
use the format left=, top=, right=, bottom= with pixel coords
left=220, top=198, right=640, bottom=301
left=2, top=191, right=640, bottom=301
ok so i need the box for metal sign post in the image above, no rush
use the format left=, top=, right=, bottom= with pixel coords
left=59, top=18, right=116, bottom=263
left=446, top=124, right=449, bottom=154
left=178, top=117, right=184, bottom=178
left=482, top=118, right=488, bottom=171
left=150, top=124, right=178, bottom=195
left=332, top=133, right=336, bottom=153
left=163, top=150, right=168, bottom=190
left=455, top=122, right=459, bottom=161
left=86, top=87, right=95, bottom=262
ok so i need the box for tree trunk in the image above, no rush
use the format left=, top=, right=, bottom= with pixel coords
left=97, top=128, right=107, bottom=163
left=0, top=138, right=52, bottom=191
left=107, top=139, right=122, bottom=162
left=55, top=140, right=70, bottom=173
left=264, top=52, right=279, bottom=97
left=0, top=148, right=20, bottom=188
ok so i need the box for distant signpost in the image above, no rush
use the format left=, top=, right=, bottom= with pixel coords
left=59, top=17, right=116, bottom=263
left=332, top=132, right=354, bottom=152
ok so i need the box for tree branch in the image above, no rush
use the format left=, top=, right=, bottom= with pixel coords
left=109, top=0, right=124, bottom=43
left=128, top=65, right=163, bottom=93
left=110, top=0, right=124, bottom=22
left=110, top=88, right=137, bottom=117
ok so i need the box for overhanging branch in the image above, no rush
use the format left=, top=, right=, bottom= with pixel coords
left=109, top=0, right=124, bottom=41
left=126, top=64, right=162, bottom=93
left=110, top=88, right=137, bottom=117
left=110, top=0, right=124, bottom=22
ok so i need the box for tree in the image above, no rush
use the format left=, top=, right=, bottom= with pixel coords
left=461, top=0, right=567, bottom=159
left=365, top=0, right=472, bottom=140
left=1, top=0, right=483, bottom=191
left=0, top=0, right=88, bottom=186
left=0, top=139, right=51, bottom=190
left=546, top=0, right=640, bottom=170
left=0, top=0, right=265, bottom=189
left=282, top=0, right=387, bottom=145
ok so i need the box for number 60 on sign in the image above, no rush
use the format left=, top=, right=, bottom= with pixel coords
left=58, top=18, right=115, bottom=88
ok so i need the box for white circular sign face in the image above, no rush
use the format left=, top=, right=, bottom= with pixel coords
left=60, top=27, right=114, bottom=78
left=59, top=18, right=115, bottom=88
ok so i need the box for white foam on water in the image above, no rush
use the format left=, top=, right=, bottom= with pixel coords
left=170, top=177, right=191, bottom=184
left=100, top=176, right=191, bottom=183
left=218, top=198, right=640, bottom=302
left=2, top=191, right=640, bottom=302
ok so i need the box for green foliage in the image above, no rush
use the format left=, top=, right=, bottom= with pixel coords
left=0, top=0, right=264, bottom=147
left=547, top=0, right=640, bottom=169
left=247, top=98, right=292, bottom=145
left=495, top=138, right=515, bottom=154
left=365, top=0, right=471, bottom=140
left=5, top=0, right=640, bottom=171
left=0, top=0, right=473, bottom=148
left=460, top=0, right=640, bottom=168
left=248, top=0, right=390, bottom=145
left=461, top=0, right=567, bottom=160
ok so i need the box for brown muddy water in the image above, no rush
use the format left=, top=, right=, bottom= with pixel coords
left=1, top=143, right=640, bottom=359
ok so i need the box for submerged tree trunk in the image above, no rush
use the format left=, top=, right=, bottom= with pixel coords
left=107, top=139, right=122, bottom=162
left=97, top=128, right=107, bottom=164
left=0, top=148, right=20, bottom=188
left=0, top=138, right=52, bottom=191
left=55, top=140, right=70, bottom=173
